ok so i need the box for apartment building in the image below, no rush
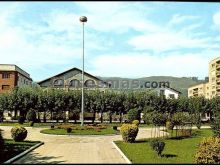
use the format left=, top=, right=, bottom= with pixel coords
left=188, top=83, right=210, bottom=99
left=208, top=57, right=220, bottom=98
left=188, top=56, right=220, bottom=99
left=0, top=64, right=32, bottom=93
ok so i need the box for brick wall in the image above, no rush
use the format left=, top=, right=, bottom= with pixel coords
left=0, top=71, right=17, bottom=93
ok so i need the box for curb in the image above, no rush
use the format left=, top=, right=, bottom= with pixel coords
left=40, top=130, right=120, bottom=137
left=4, top=141, right=44, bottom=164
left=112, top=141, right=132, bottom=164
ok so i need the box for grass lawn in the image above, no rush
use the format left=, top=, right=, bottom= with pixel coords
left=40, top=126, right=119, bottom=135
left=115, top=129, right=213, bottom=164
left=0, top=139, right=40, bottom=163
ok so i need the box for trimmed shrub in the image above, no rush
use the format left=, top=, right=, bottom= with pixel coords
left=152, top=112, right=167, bottom=127
left=171, top=112, right=191, bottom=127
left=11, top=126, right=27, bottom=142
left=180, top=129, right=192, bottom=137
left=166, top=121, right=174, bottom=130
left=57, top=124, right=74, bottom=129
left=211, top=113, right=220, bottom=137
left=66, top=127, right=72, bottom=133
left=191, top=113, right=201, bottom=129
left=11, top=116, right=18, bottom=120
left=127, top=108, right=140, bottom=123
left=150, top=139, right=165, bottom=157
left=95, top=128, right=101, bottom=132
left=143, top=111, right=154, bottom=125
left=171, top=112, right=184, bottom=127
left=113, top=126, right=117, bottom=130
left=51, top=124, right=55, bottom=129
left=35, top=118, right=41, bottom=123
left=18, top=116, right=25, bottom=124
left=29, top=121, right=34, bottom=127
left=142, top=106, right=155, bottom=125
left=0, top=131, right=4, bottom=160
left=26, top=109, right=36, bottom=122
left=120, top=124, right=139, bottom=143
left=195, top=137, right=220, bottom=164
left=84, top=112, right=95, bottom=121
left=132, top=120, right=140, bottom=126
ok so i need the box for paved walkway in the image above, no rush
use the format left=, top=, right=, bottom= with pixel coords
left=0, top=126, right=166, bottom=164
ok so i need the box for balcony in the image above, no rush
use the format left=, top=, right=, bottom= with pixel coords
left=193, top=88, right=198, bottom=91
left=216, top=90, right=220, bottom=96
left=193, top=91, right=198, bottom=95
left=216, top=64, right=220, bottom=69
left=216, top=78, right=220, bottom=83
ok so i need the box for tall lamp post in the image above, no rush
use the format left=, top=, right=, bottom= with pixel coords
left=79, top=16, right=87, bottom=126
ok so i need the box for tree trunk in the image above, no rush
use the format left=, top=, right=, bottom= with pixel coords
left=63, top=113, right=65, bottom=123
left=14, top=110, right=18, bottom=118
left=109, top=112, right=112, bottom=124
left=43, top=111, right=46, bottom=123
left=100, top=112, right=103, bottom=123
left=119, top=112, right=122, bottom=123
left=50, top=111, right=53, bottom=120
left=37, top=112, right=41, bottom=122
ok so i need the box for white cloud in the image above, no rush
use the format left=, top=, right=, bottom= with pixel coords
left=127, top=12, right=212, bottom=53
left=213, top=12, right=220, bottom=26
left=169, top=14, right=199, bottom=25
left=128, top=31, right=216, bottom=52
left=74, top=2, right=159, bottom=33
left=89, top=52, right=218, bottom=78
left=0, top=5, right=82, bottom=75
left=0, top=2, right=219, bottom=82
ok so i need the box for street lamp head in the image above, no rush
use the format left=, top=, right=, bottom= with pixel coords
left=80, top=16, right=87, bottom=23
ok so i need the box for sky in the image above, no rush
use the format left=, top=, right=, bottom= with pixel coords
left=1, top=2, right=220, bottom=81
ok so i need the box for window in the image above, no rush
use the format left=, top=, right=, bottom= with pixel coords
left=212, top=77, right=215, bottom=82
left=54, top=79, right=64, bottom=86
left=2, top=73, right=10, bottom=79
left=160, top=90, right=165, bottom=96
left=2, top=85, right=10, bottom=90
left=84, top=79, right=95, bottom=88
left=169, top=94, right=175, bottom=99
left=69, top=79, right=81, bottom=88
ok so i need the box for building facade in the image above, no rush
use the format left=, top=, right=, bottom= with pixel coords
left=0, top=64, right=32, bottom=93
left=37, top=67, right=110, bottom=90
left=188, top=83, right=210, bottom=99
left=188, top=56, right=220, bottom=99
left=156, top=87, right=181, bottom=99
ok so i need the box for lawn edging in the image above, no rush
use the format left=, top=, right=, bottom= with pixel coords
left=112, top=141, right=132, bottom=164
left=40, top=128, right=119, bottom=136
left=3, top=141, right=44, bottom=164
left=40, top=132, right=119, bottom=136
